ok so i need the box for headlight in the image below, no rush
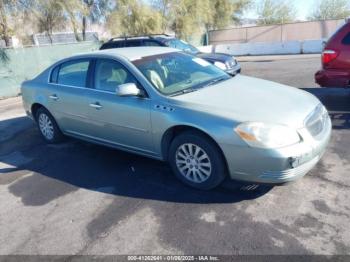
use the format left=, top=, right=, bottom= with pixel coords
left=235, top=122, right=301, bottom=149
left=226, top=59, right=236, bottom=68
left=214, top=61, right=227, bottom=70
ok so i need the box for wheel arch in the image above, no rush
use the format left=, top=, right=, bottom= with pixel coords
left=31, top=103, right=46, bottom=120
left=160, top=125, right=228, bottom=171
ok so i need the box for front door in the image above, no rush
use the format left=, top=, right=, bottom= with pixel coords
left=86, top=58, right=154, bottom=155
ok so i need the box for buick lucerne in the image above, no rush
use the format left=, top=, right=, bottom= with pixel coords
left=21, top=47, right=331, bottom=190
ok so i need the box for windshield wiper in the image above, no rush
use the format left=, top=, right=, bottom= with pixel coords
left=169, top=76, right=228, bottom=97
left=202, top=76, right=229, bottom=88
left=169, top=88, right=199, bottom=97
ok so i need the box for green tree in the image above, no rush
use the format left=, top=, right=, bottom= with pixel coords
left=151, top=0, right=172, bottom=32
left=81, top=0, right=113, bottom=40
left=169, top=0, right=251, bottom=40
left=308, top=0, right=350, bottom=20
left=256, top=0, right=296, bottom=25
left=13, top=0, right=113, bottom=43
left=36, top=0, right=65, bottom=43
left=232, top=0, right=253, bottom=23
left=59, top=0, right=113, bottom=42
left=107, top=0, right=162, bottom=36
left=210, top=0, right=252, bottom=29
left=57, top=0, right=84, bottom=41
left=170, top=0, right=203, bottom=39
left=82, top=0, right=94, bottom=41
left=0, top=0, right=17, bottom=47
left=18, top=0, right=66, bottom=43
left=11, top=0, right=38, bottom=45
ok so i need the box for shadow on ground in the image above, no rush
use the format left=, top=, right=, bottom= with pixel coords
left=1, top=88, right=349, bottom=205
left=0, top=117, right=272, bottom=205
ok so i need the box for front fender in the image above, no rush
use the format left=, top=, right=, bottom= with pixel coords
left=150, top=101, right=245, bottom=158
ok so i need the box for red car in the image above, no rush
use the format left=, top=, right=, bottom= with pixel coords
left=315, top=21, right=350, bottom=87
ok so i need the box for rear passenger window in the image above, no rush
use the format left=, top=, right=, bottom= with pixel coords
left=342, top=32, right=350, bottom=45
left=125, top=40, right=141, bottom=47
left=100, top=41, right=124, bottom=49
left=57, top=60, right=90, bottom=87
left=143, top=40, right=161, bottom=46
left=113, top=42, right=125, bottom=48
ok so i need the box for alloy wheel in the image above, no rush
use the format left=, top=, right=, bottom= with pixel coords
left=38, top=113, right=54, bottom=140
left=175, top=143, right=212, bottom=183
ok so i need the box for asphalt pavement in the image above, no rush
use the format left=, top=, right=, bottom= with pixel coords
left=0, top=55, right=349, bottom=256
left=238, top=54, right=321, bottom=88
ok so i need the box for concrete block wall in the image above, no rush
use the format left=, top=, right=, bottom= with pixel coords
left=209, top=19, right=345, bottom=44
left=301, top=40, right=325, bottom=54
left=197, top=40, right=325, bottom=56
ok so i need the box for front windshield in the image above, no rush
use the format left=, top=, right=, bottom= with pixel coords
left=165, top=39, right=199, bottom=55
left=133, top=52, right=230, bottom=96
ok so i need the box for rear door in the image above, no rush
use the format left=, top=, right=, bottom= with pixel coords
left=85, top=58, right=154, bottom=155
left=47, top=58, right=93, bottom=136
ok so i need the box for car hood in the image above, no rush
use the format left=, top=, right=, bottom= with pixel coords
left=196, top=52, right=233, bottom=62
left=170, top=75, right=320, bottom=128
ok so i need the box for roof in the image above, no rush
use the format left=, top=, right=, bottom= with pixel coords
left=89, top=47, right=180, bottom=61
left=107, top=34, right=174, bottom=42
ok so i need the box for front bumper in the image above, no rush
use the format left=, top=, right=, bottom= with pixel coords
left=220, top=116, right=332, bottom=184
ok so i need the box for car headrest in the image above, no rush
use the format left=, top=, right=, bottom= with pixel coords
left=146, top=70, right=164, bottom=90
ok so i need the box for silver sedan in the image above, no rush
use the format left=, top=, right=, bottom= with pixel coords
left=21, top=47, right=331, bottom=190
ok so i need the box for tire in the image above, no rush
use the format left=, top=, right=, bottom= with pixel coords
left=35, top=107, right=64, bottom=143
left=168, top=131, right=226, bottom=190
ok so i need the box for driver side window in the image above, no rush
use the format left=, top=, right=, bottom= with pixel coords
left=94, top=59, right=137, bottom=93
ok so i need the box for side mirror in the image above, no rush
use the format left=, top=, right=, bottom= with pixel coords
left=116, top=83, right=144, bottom=97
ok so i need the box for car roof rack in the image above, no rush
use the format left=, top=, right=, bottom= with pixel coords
left=107, top=34, right=172, bottom=42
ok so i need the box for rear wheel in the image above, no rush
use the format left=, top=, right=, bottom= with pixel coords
left=169, top=131, right=226, bottom=190
left=35, top=107, right=64, bottom=143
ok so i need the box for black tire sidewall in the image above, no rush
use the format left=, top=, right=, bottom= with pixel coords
left=169, top=131, right=226, bottom=190
left=35, top=107, right=63, bottom=143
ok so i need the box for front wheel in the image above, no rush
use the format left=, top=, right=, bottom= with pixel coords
left=169, top=131, right=227, bottom=190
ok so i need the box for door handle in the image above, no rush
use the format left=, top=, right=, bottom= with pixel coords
left=89, top=102, right=103, bottom=109
left=49, top=94, right=59, bottom=101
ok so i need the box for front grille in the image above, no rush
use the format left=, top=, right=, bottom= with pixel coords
left=305, top=104, right=328, bottom=137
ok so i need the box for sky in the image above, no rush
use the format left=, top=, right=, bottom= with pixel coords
left=244, top=0, right=316, bottom=21
left=293, top=0, right=315, bottom=20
